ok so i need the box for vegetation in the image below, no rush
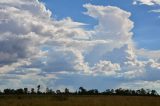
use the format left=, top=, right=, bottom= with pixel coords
left=1, top=86, right=159, bottom=96
left=0, top=86, right=159, bottom=106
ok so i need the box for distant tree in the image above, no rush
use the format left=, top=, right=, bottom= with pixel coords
left=56, top=90, right=61, bottom=94
left=46, top=87, right=49, bottom=93
left=104, top=89, right=114, bottom=95
left=87, top=89, right=99, bottom=95
left=151, top=90, right=158, bottom=96
left=46, top=87, right=55, bottom=94
left=131, top=90, right=136, bottom=95
left=94, top=89, right=99, bottom=94
left=1, top=87, right=159, bottom=96
left=140, top=88, right=147, bottom=95
left=136, top=89, right=141, bottom=95
left=79, top=87, right=87, bottom=94
left=64, top=88, right=69, bottom=94
left=3, top=89, right=8, bottom=94
left=15, top=88, right=24, bottom=94
left=110, top=89, right=115, bottom=94
left=0, top=90, right=2, bottom=95
left=31, top=88, right=35, bottom=94
left=115, top=88, right=124, bottom=95
left=37, top=85, right=41, bottom=94
left=24, top=88, right=28, bottom=94
left=4, top=89, right=14, bottom=94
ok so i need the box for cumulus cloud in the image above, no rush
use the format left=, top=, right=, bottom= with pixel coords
left=43, top=48, right=90, bottom=73
left=83, top=4, right=134, bottom=44
left=0, top=0, right=52, bottom=74
left=133, top=0, right=160, bottom=19
left=92, top=60, right=121, bottom=76
left=0, top=0, right=160, bottom=91
left=136, top=49, right=160, bottom=60
left=133, top=0, right=160, bottom=5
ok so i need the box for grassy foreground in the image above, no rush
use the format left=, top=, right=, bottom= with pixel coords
left=0, top=95, right=159, bottom=106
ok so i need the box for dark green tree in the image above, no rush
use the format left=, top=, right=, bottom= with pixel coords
left=79, top=87, right=87, bottom=94
left=24, top=88, right=28, bottom=94
left=31, top=88, right=35, bottom=94
left=37, top=85, right=41, bottom=94
left=56, top=90, right=61, bottom=94
left=151, top=90, right=158, bottom=96
left=65, top=88, right=69, bottom=94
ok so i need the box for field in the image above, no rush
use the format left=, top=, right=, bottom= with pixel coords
left=0, top=95, right=159, bottom=106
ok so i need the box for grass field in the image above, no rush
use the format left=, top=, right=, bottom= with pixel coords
left=0, top=95, right=159, bottom=106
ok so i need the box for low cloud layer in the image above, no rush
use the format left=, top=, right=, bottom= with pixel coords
left=0, top=0, right=160, bottom=91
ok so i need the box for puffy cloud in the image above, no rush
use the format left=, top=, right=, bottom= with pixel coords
left=83, top=4, right=134, bottom=44
left=0, top=0, right=160, bottom=91
left=91, top=60, right=121, bottom=76
left=0, top=0, right=135, bottom=75
left=0, top=0, right=53, bottom=74
left=42, top=48, right=90, bottom=73
left=133, top=0, right=160, bottom=5
left=133, top=0, right=160, bottom=18
left=104, top=44, right=136, bottom=64
left=136, top=49, right=160, bottom=60
left=84, top=4, right=135, bottom=67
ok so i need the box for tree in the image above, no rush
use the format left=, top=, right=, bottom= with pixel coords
left=56, top=90, right=61, bottom=94
left=104, top=89, right=114, bottom=95
left=37, top=85, right=41, bottom=93
left=15, top=88, right=24, bottom=94
left=65, top=88, right=69, bottom=94
left=94, top=89, right=99, bottom=94
left=87, top=89, right=99, bottom=95
left=46, top=87, right=55, bottom=94
left=46, top=87, right=49, bottom=93
left=31, top=88, right=35, bottom=94
left=4, top=89, right=15, bottom=94
left=151, top=90, right=158, bottom=96
left=131, top=90, right=136, bottom=95
left=79, top=87, right=87, bottom=94
left=24, top=88, right=28, bottom=94
left=115, top=88, right=123, bottom=95
left=140, top=88, right=147, bottom=95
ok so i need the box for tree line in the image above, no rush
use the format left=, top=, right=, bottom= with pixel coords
left=0, top=85, right=159, bottom=96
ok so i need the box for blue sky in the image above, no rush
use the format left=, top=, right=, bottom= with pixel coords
left=0, top=0, right=160, bottom=92
left=42, top=0, right=160, bottom=50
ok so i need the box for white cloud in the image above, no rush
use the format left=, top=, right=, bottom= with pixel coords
left=133, top=0, right=160, bottom=5
left=83, top=4, right=134, bottom=44
left=104, top=44, right=136, bottom=64
left=133, top=0, right=160, bottom=18
left=150, top=9, right=160, bottom=13
left=43, top=48, right=90, bottom=73
left=0, top=0, right=160, bottom=91
left=92, top=60, right=121, bottom=76
left=136, top=49, right=160, bottom=60
left=1, top=1, right=136, bottom=75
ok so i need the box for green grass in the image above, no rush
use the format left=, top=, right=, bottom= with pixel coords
left=0, top=95, right=159, bottom=106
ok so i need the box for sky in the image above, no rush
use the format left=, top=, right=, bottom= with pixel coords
left=0, top=0, right=160, bottom=92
